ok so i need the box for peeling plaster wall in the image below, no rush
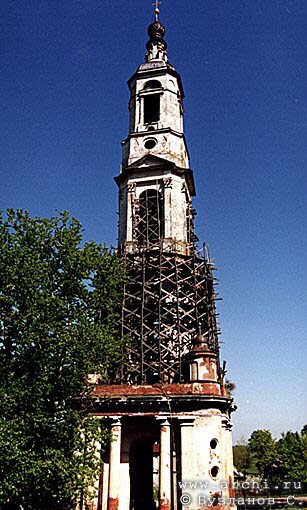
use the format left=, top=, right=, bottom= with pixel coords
left=125, top=132, right=189, bottom=169
left=190, top=411, right=234, bottom=502
left=88, top=412, right=235, bottom=510
left=118, top=168, right=191, bottom=250
left=122, top=70, right=189, bottom=169
left=133, top=73, right=183, bottom=134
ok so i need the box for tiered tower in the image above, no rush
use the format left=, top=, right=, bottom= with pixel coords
left=90, top=7, right=236, bottom=510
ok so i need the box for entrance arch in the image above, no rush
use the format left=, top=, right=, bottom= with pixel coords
left=129, top=437, right=157, bottom=510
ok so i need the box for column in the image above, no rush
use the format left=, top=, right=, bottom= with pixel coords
left=107, top=418, right=122, bottom=510
left=178, top=417, right=196, bottom=483
left=157, top=417, right=172, bottom=510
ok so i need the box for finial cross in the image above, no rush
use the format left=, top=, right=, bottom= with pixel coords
left=153, top=0, right=161, bottom=21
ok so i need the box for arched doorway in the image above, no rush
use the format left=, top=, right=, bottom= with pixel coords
left=129, top=437, right=157, bottom=510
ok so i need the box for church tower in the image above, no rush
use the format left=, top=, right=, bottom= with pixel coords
left=90, top=6, right=236, bottom=510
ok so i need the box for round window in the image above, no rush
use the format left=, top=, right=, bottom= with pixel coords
left=210, top=439, right=218, bottom=450
left=144, top=139, right=157, bottom=150
left=210, top=466, right=219, bottom=479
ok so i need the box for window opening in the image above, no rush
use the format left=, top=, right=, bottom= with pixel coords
left=143, top=80, right=161, bottom=90
left=135, top=189, right=164, bottom=247
left=144, top=94, right=160, bottom=124
left=210, top=438, right=218, bottom=449
left=210, top=466, right=219, bottom=479
left=144, top=139, right=157, bottom=150
left=190, top=362, right=198, bottom=381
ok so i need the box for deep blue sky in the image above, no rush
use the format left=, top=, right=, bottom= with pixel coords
left=1, top=0, right=306, bottom=442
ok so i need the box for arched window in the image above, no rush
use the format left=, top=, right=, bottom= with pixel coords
left=143, top=81, right=162, bottom=124
left=143, top=80, right=161, bottom=90
left=135, top=189, right=164, bottom=247
left=190, top=362, right=198, bottom=381
left=144, top=94, right=160, bottom=124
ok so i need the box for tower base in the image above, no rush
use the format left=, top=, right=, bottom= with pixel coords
left=87, top=384, right=236, bottom=510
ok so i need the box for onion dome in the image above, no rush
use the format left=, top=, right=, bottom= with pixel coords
left=146, top=20, right=167, bottom=53
left=147, top=21, right=166, bottom=41
left=145, top=4, right=168, bottom=62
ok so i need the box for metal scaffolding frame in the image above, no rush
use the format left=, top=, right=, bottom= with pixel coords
left=115, top=174, right=222, bottom=385
left=119, top=243, right=221, bottom=385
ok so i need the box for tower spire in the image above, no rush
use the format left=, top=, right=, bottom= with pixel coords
left=146, top=2, right=168, bottom=63
left=153, top=0, right=161, bottom=22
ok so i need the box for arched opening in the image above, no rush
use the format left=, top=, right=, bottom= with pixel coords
left=144, top=94, right=160, bottom=124
left=210, top=465, right=220, bottom=479
left=143, top=80, right=161, bottom=90
left=135, top=189, right=164, bottom=247
left=190, top=361, right=198, bottom=381
left=210, top=438, right=218, bottom=450
left=129, top=437, right=157, bottom=510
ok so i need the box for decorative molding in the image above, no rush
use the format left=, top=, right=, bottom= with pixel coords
left=161, top=177, right=173, bottom=190
left=127, top=182, right=136, bottom=193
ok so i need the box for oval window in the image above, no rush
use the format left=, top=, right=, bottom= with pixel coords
left=144, top=139, right=157, bottom=150
left=210, top=439, right=218, bottom=450
left=210, top=466, right=219, bottom=479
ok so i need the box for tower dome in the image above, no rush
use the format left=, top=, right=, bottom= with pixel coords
left=145, top=11, right=168, bottom=62
left=147, top=20, right=166, bottom=41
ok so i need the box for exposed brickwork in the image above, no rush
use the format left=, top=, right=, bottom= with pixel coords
left=228, top=475, right=235, bottom=499
left=93, top=382, right=222, bottom=398
left=160, top=498, right=171, bottom=510
left=107, top=497, right=119, bottom=510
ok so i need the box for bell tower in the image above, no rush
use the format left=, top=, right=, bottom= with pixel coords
left=118, top=11, right=193, bottom=256
left=90, top=6, right=236, bottom=510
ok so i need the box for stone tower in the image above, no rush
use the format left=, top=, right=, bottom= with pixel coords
left=90, top=7, right=236, bottom=510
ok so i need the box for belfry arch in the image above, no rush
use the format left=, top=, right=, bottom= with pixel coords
left=135, top=189, right=164, bottom=247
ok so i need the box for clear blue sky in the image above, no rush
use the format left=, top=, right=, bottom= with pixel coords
left=1, top=0, right=306, bottom=443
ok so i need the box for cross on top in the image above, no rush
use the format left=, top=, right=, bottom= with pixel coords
left=153, top=0, right=161, bottom=21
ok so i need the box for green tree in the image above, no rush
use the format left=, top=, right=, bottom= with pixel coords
left=248, top=429, right=278, bottom=480
left=301, top=429, right=307, bottom=487
left=233, top=445, right=251, bottom=474
left=278, top=431, right=306, bottom=483
left=0, top=210, right=127, bottom=510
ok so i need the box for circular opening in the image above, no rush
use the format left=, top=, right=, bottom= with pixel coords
left=147, top=126, right=155, bottom=131
left=210, top=466, right=219, bottom=479
left=210, top=438, right=218, bottom=450
left=144, top=139, right=157, bottom=150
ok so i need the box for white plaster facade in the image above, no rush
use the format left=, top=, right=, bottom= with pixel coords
left=117, top=159, right=194, bottom=254
left=88, top=407, right=235, bottom=510
left=122, top=63, right=189, bottom=170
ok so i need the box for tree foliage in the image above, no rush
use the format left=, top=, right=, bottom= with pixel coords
left=248, top=429, right=278, bottom=479
left=0, top=210, right=127, bottom=510
left=233, top=445, right=251, bottom=474
left=248, top=427, right=307, bottom=489
left=278, top=431, right=306, bottom=483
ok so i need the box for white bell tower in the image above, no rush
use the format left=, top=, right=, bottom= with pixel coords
left=88, top=7, right=236, bottom=510
left=116, top=12, right=196, bottom=255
